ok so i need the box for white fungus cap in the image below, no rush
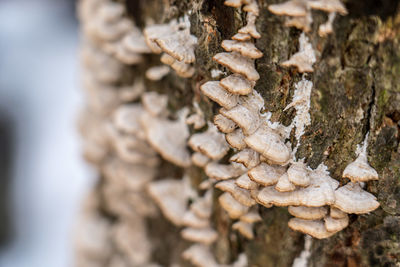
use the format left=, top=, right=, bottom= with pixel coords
left=281, top=33, right=316, bottom=73
left=230, top=148, right=260, bottom=169
left=205, top=162, right=247, bottom=181
left=122, top=29, right=153, bottom=54
left=141, top=91, right=169, bottom=117
left=181, top=227, right=218, bottom=245
left=275, top=173, right=297, bottom=192
left=248, top=162, right=286, bottom=186
left=342, top=138, right=379, bottom=183
left=188, top=123, right=230, bottom=160
left=182, top=244, right=219, bottom=267
left=219, top=192, right=249, bottom=219
left=200, top=81, right=239, bottom=109
left=257, top=165, right=339, bottom=207
left=145, top=65, right=170, bottom=81
left=143, top=23, right=174, bottom=54
left=112, top=220, right=152, bottom=265
left=324, top=215, right=349, bottom=232
left=220, top=92, right=264, bottom=136
left=191, top=152, right=211, bottom=168
left=238, top=13, right=261, bottom=39
left=244, top=125, right=292, bottom=165
left=240, top=210, right=262, bottom=223
left=236, top=173, right=259, bottom=190
left=330, top=207, right=347, bottom=219
left=224, top=0, right=243, bottom=7
left=232, top=221, right=255, bottom=239
left=308, top=0, right=348, bottom=15
left=288, top=218, right=336, bottom=239
left=103, top=158, right=156, bottom=191
left=190, top=189, right=213, bottom=219
left=155, top=29, right=197, bottom=64
left=213, top=52, right=260, bottom=81
left=221, top=40, right=263, bottom=59
left=214, top=113, right=237, bottom=133
left=215, top=179, right=256, bottom=207
left=186, top=102, right=206, bottom=130
left=318, top=12, right=336, bottom=37
left=182, top=210, right=210, bottom=228
left=333, top=182, right=380, bottom=214
left=285, top=12, right=313, bottom=32
left=140, top=109, right=191, bottom=167
left=147, top=179, right=188, bottom=226
left=220, top=74, right=255, bottom=95
left=118, top=78, right=145, bottom=102
left=226, top=128, right=247, bottom=150
left=287, top=161, right=311, bottom=187
left=268, top=0, right=308, bottom=17
left=232, top=32, right=252, bottom=41
left=288, top=206, right=328, bottom=220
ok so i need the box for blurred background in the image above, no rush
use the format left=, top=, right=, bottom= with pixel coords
left=0, top=0, right=94, bottom=266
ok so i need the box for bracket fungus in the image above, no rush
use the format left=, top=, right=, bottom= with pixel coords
left=287, top=161, right=311, bottom=187
left=219, top=192, right=250, bottom=219
left=147, top=179, right=189, bottom=226
left=268, top=0, right=309, bottom=17
left=275, top=173, right=297, bottom=192
left=213, top=52, right=260, bottom=81
left=77, top=0, right=384, bottom=265
left=288, top=206, right=328, bottom=220
left=324, top=215, right=349, bottom=232
left=236, top=173, right=259, bottom=190
left=145, top=65, right=170, bottom=81
left=281, top=33, right=316, bottom=72
left=200, top=81, right=239, bottom=109
left=288, top=218, right=336, bottom=239
left=186, top=102, right=206, bottom=130
left=268, top=0, right=347, bottom=35
left=232, top=221, right=255, bottom=239
left=220, top=74, right=255, bottom=95
left=214, top=113, right=237, bottom=134
left=333, top=182, right=380, bottom=214
left=141, top=108, right=191, bottom=167
left=342, top=136, right=379, bottom=183
left=188, top=123, right=230, bottom=160
left=181, top=227, right=218, bottom=245
left=221, top=40, right=263, bottom=59
left=216, top=179, right=257, bottom=207
left=226, top=128, right=247, bottom=150
left=244, top=125, right=292, bottom=165
left=205, top=162, right=247, bottom=181
left=248, top=162, right=286, bottom=186
left=230, top=148, right=260, bottom=169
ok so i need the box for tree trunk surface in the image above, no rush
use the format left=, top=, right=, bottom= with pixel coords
left=78, top=0, right=400, bottom=266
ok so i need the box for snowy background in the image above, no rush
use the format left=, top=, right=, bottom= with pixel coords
left=0, top=0, right=94, bottom=266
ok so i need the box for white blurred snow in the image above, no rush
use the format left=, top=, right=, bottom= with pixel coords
left=0, top=0, right=94, bottom=266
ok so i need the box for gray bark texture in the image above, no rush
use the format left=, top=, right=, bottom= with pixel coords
left=84, top=0, right=400, bottom=266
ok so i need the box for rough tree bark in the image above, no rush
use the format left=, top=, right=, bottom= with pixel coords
left=84, top=0, right=400, bottom=266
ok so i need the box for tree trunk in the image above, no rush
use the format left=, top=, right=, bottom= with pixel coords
left=77, top=0, right=400, bottom=266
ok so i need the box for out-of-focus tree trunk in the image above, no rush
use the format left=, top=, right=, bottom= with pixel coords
left=80, top=0, right=400, bottom=266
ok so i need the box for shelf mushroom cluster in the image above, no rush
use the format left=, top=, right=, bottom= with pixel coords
left=286, top=136, right=380, bottom=238
left=144, top=16, right=198, bottom=78
left=191, top=0, right=380, bottom=240
left=77, top=0, right=246, bottom=265
left=187, top=0, right=268, bottom=240
left=76, top=0, right=190, bottom=266
left=77, top=0, right=381, bottom=265
left=268, top=0, right=348, bottom=36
